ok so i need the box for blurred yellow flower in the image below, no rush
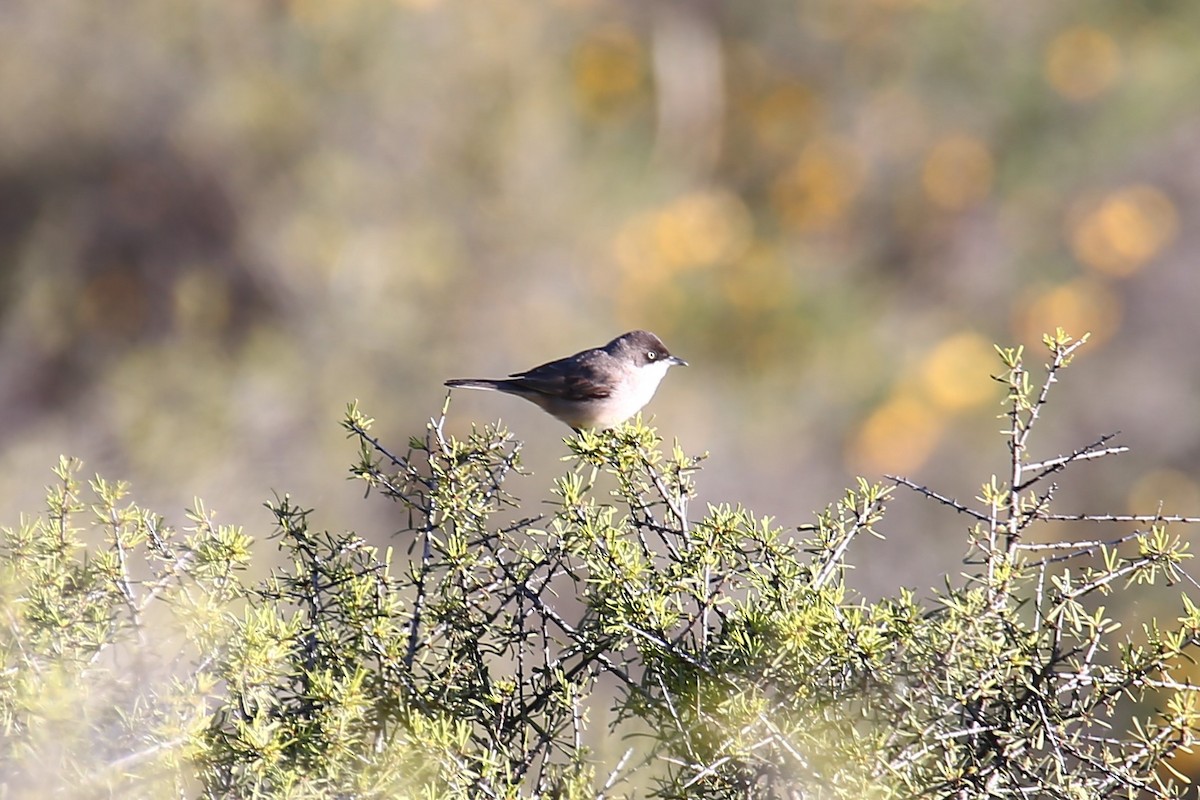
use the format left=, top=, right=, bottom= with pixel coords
left=919, top=331, right=996, bottom=412
left=1127, top=469, right=1200, bottom=517
left=752, top=83, right=822, bottom=153
left=771, top=138, right=864, bottom=232
left=921, top=134, right=994, bottom=211
left=848, top=390, right=943, bottom=475
left=572, top=25, right=646, bottom=118
left=1013, top=278, right=1121, bottom=349
left=1045, top=26, right=1121, bottom=102
left=615, top=189, right=753, bottom=277
left=656, top=191, right=754, bottom=271
left=848, top=331, right=994, bottom=475
left=1069, top=185, right=1178, bottom=277
left=611, top=189, right=753, bottom=322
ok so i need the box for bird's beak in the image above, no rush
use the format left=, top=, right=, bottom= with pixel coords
left=667, top=356, right=688, bottom=367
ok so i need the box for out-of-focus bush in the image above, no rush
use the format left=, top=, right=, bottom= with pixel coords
left=1, top=0, right=1198, bottom=659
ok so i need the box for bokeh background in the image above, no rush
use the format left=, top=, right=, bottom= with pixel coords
left=2, top=1, right=1199, bottom=615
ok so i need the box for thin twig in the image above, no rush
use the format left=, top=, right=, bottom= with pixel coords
left=1037, top=513, right=1200, bottom=524
left=887, top=476, right=991, bottom=521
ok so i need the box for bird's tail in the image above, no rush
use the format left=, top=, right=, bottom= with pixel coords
left=444, top=378, right=510, bottom=391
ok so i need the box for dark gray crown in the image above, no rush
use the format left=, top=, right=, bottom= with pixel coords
left=608, top=330, right=676, bottom=367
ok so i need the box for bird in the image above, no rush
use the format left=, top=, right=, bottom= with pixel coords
left=445, top=330, right=687, bottom=431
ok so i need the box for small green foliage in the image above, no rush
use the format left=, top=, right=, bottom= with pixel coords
left=0, top=458, right=252, bottom=798
left=2, top=333, right=1199, bottom=797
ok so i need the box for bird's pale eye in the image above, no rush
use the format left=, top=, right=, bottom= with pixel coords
left=647, top=351, right=657, bottom=360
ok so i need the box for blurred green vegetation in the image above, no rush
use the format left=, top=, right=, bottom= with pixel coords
left=1, top=0, right=1199, bottom=734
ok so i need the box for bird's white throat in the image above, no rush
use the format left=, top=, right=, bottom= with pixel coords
left=600, top=359, right=674, bottom=426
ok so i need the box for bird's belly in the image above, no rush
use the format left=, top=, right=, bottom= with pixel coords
left=563, top=378, right=662, bottom=429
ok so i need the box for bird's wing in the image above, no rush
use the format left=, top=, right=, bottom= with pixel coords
left=508, top=351, right=612, bottom=400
